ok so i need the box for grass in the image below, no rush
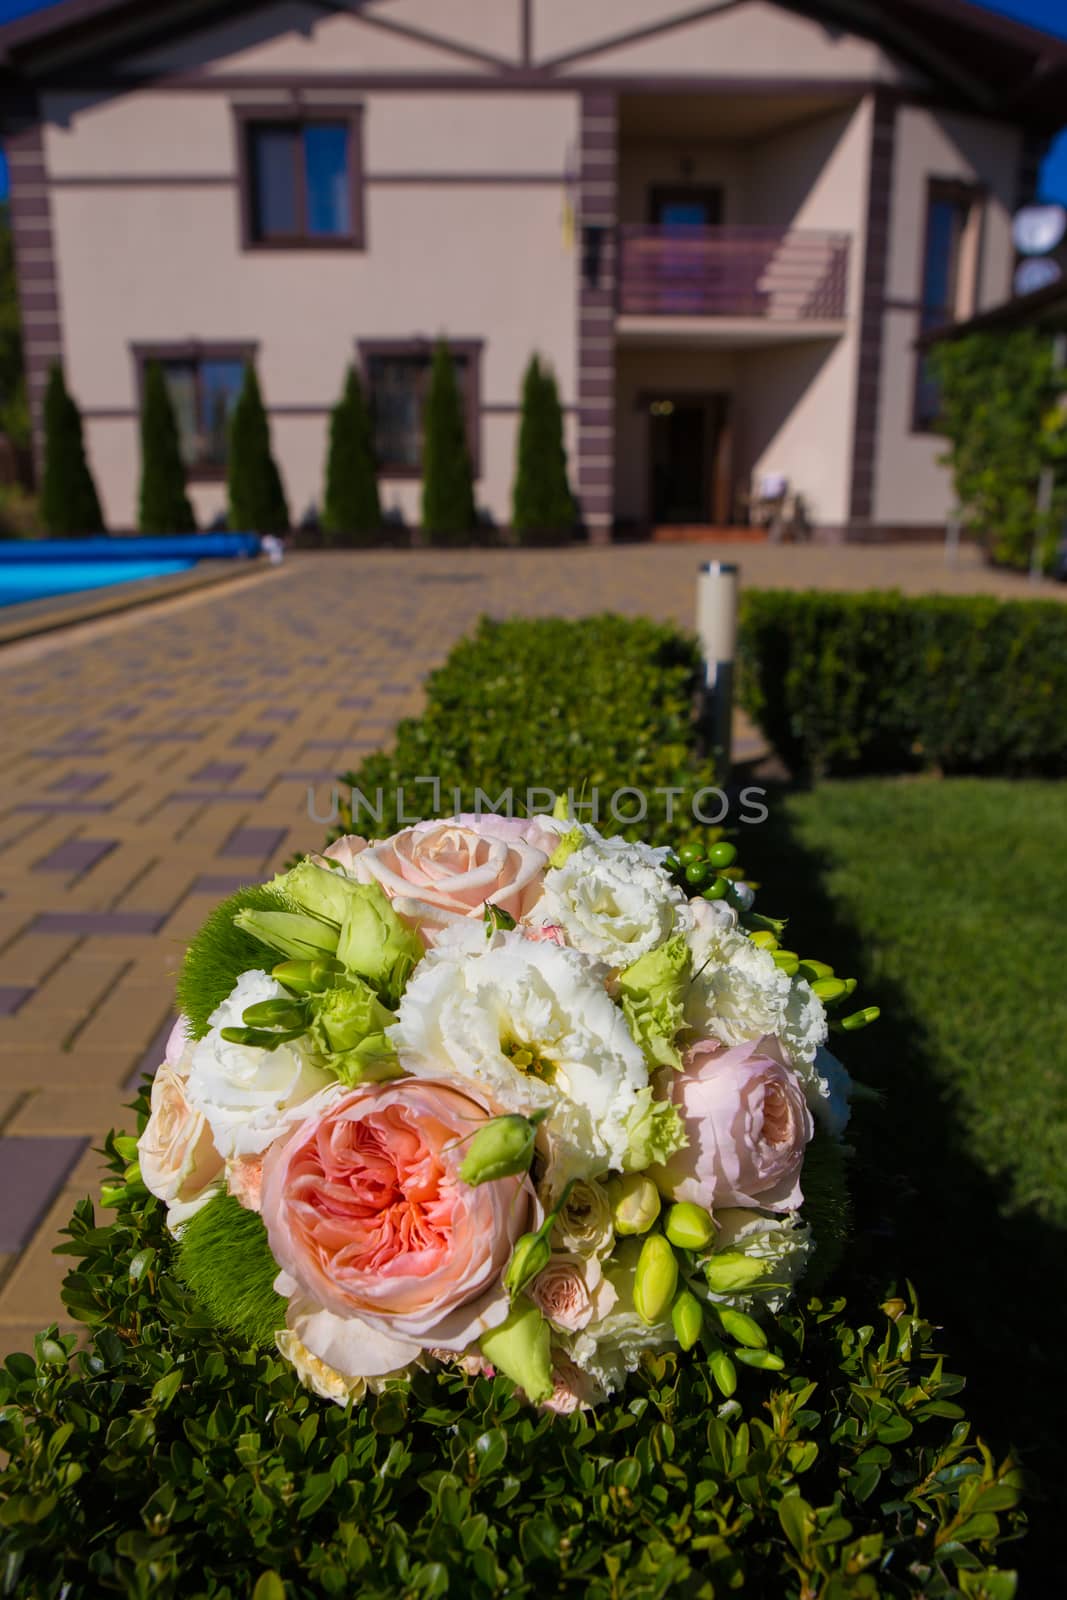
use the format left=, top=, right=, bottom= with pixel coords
left=739, top=775, right=1067, bottom=1591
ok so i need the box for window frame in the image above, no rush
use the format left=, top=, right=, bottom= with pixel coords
left=131, top=341, right=257, bottom=482
left=911, top=176, right=985, bottom=434
left=357, top=339, right=484, bottom=479
left=234, top=103, right=365, bottom=252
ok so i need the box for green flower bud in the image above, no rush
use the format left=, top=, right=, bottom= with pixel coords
left=749, top=929, right=778, bottom=951
left=272, top=957, right=345, bottom=994
left=744, top=912, right=788, bottom=939
left=609, top=1173, right=661, bottom=1236
left=548, top=826, right=585, bottom=870
left=707, top=842, right=737, bottom=870
left=839, top=1006, right=880, bottom=1031
left=335, top=882, right=423, bottom=1007
left=234, top=909, right=340, bottom=963
left=633, top=1233, right=678, bottom=1326
left=702, top=876, right=729, bottom=901
left=480, top=1296, right=553, bottom=1403
left=811, top=977, right=849, bottom=1003
left=459, top=1113, right=539, bottom=1186
left=704, top=1251, right=769, bottom=1294
left=504, top=1230, right=553, bottom=1298
left=664, top=853, right=682, bottom=874
left=709, top=1347, right=737, bottom=1396
left=671, top=1289, right=704, bottom=1352
left=733, top=1347, right=785, bottom=1371
left=273, top=859, right=356, bottom=928
left=798, top=959, right=834, bottom=982
left=664, top=1201, right=716, bottom=1251
left=715, top=1305, right=767, bottom=1349
left=678, top=843, right=704, bottom=865
left=241, top=998, right=309, bottom=1030
left=684, top=859, right=711, bottom=887
left=219, top=1025, right=304, bottom=1050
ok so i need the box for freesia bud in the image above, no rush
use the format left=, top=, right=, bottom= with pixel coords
left=233, top=909, right=340, bottom=962
left=798, top=959, right=834, bottom=982
left=272, top=957, right=345, bottom=994
left=704, top=1251, right=768, bottom=1294
left=459, top=1113, right=538, bottom=1186
left=749, top=930, right=778, bottom=951
left=715, top=1305, right=767, bottom=1349
left=480, top=1296, right=553, bottom=1403
left=839, top=1006, right=880, bottom=1031
left=609, top=1173, right=661, bottom=1236
left=241, top=998, right=308, bottom=1030
left=633, top=1233, right=678, bottom=1326
left=811, top=977, right=848, bottom=1003
left=709, top=1347, right=737, bottom=1396
left=772, top=949, right=800, bottom=975
left=734, top=1348, right=785, bottom=1371
left=664, top=1201, right=716, bottom=1251
left=671, top=1289, right=704, bottom=1351
left=504, top=1230, right=553, bottom=1298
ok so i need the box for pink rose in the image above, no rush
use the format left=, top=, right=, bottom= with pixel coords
left=320, top=835, right=370, bottom=873
left=261, top=1079, right=534, bottom=1376
left=226, top=1153, right=265, bottom=1212
left=541, top=1353, right=601, bottom=1414
left=138, top=1061, right=224, bottom=1226
left=652, top=1037, right=813, bottom=1212
left=351, top=815, right=551, bottom=944
left=530, top=1252, right=615, bottom=1333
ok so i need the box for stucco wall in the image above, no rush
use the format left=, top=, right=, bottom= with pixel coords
left=42, top=85, right=580, bottom=528
left=873, top=105, right=1022, bottom=525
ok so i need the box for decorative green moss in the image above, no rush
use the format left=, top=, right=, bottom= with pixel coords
left=176, top=1192, right=286, bottom=1349
left=175, top=884, right=298, bottom=1039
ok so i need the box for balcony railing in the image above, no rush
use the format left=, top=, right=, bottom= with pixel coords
left=617, top=225, right=850, bottom=321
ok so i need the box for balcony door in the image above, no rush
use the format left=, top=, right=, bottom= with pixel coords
left=646, top=187, right=723, bottom=313
left=648, top=187, right=723, bottom=228
left=648, top=393, right=731, bottom=526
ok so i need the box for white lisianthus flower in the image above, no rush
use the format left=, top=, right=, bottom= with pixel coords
left=185, top=971, right=339, bottom=1159
left=563, top=1238, right=675, bottom=1394
left=706, top=1208, right=815, bottom=1313
left=530, top=829, right=685, bottom=967
left=685, top=915, right=791, bottom=1048
left=389, top=927, right=648, bottom=1185
left=775, top=982, right=852, bottom=1133
left=779, top=978, right=829, bottom=1068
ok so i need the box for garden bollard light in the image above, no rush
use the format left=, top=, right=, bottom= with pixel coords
left=697, top=560, right=738, bottom=772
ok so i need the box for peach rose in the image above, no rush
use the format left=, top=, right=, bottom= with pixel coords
left=348, top=815, right=552, bottom=944
left=541, top=1353, right=601, bottom=1415
left=651, top=1036, right=813, bottom=1213
left=138, top=1059, right=224, bottom=1230
left=226, top=1153, right=265, bottom=1212
left=530, top=1252, right=616, bottom=1334
left=261, top=1079, right=534, bottom=1376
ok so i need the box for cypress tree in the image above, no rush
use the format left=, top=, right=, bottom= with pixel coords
left=421, top=340, right=475, bottom=542
left=511, top=354, right=576, bottom=538
left=40, top=364, right=105, bottom=536
left=138, top=360, right=195, bottom=534
left=321, top=365, right=381, bottom=545
left=227, top=363, right=289, bottom=534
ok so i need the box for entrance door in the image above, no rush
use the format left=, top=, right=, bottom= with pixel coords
left=649, top=395, right=730, bottom=526
left=648, top=187, right=723, bottom=229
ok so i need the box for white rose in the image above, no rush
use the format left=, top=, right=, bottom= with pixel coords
left=275, top=1327, right=367, bottom=1407
left=137, top=1061, right=224, bottom=1233
left=532, top=829, right=685, bottom=967
left=555, top=1178, right=615, bottom=1258
left=184, top=971, right=338, bottom=1159
left=389, top=926, right=648, bottom=1186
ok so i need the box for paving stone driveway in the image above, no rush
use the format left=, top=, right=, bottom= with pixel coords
left=0, top=542, right=1062, bottom=1357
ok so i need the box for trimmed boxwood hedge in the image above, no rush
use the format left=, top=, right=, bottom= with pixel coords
left=0, top=614, right=1028, bottom=1596
left=738, top=589, right=1067, bottom=778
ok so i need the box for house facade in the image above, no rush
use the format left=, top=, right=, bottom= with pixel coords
left=2, top=0, right=1065, bottom=541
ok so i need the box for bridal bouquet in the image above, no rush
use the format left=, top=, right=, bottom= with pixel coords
left=135, top=807, right=872, bottom=1413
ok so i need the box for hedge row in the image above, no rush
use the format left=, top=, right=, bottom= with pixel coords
left=738, top=589, right=1067, bottom=777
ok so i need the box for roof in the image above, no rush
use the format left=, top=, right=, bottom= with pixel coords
left=920, top=276, right=1067, bottom=344
left=0, top=0, right=1066, bottom=128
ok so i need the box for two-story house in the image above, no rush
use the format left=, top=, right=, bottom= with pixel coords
left=2, top=0, right=1065, bottom=541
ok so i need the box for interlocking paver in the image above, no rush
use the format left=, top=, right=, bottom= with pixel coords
left=0, top=542, right=1062, bottom=1340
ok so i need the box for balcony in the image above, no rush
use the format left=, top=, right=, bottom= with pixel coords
left=617, top=225, right=850, bottom=330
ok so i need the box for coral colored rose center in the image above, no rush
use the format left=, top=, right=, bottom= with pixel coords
left=295, top=1109, right=459, bottom=1277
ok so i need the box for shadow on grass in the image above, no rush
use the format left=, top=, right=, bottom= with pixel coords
left=737, top=775, right=1066, bottom=1593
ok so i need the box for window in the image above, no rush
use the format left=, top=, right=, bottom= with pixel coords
left=914, top=180, right=983, bottom=430
left=359, top=341, right=482, bottom=477
left=134, top=346, right=253, bottom=477
left=238, top=108, right=363, bottom=248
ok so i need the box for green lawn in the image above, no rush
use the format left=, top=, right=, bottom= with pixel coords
left=740, top=776, right=1067, bottom=1589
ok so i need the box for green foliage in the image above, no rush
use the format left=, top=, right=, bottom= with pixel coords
left=511, top=355, right=575, bottom=537
left=0, top=1124, right=1025, bottom=1597
left=798, top=1131, right=852, bottom=1291
left=175, top=884, right=298, bottom=1039
left=321, top=365, right=381, bottom=545
left=138, top=361, right=196, bottom=534
left=421, top=340, right=475, bottom=542
left=738, top=588, right=1067, bottom=777
left=929, top=329, right=1067, bottom=573
left=0, top=197, right=29, bottom=446
left=39, top=364, right=105, bottom=537
left=335, top=614, right=714, bottom=844
left=177, top=1193, right=286, bottom=1348
left=227, top=364, right=290, bottom=535
left=0, top=482, right=41, bottom=541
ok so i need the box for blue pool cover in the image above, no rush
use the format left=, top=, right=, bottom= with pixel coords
left=0, top=559, right=196, bottom=609
left=0, top=534, right=261, bottom=565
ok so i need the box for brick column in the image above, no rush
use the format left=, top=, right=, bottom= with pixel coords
left=3, top=95, right=64, bottom=477
left=848, top=89, right=896, bottom=526
left=577, top=92, right=617, bottom=545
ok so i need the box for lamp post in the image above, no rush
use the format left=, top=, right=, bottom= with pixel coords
left=696, top=560, right=738, bottom=772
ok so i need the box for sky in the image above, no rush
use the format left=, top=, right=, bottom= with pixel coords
left=1, top=0, right=1067, bottom=200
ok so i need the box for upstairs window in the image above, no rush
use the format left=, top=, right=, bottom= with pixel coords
left=359, top=342, right=482, bottom=477
left=240, top=109, right=363, bottom=248
left=914, top=179, right=983, bottom=430
left=135, top=346, right=251, bottom=477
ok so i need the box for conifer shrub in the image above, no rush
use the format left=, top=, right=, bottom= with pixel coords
left=226, top=364, right=289, bottom=535
left=321, top=365, right=381, bottom=546
left=39, top=364, right=105, bottom=536
left=511, top=354, right=575, bottom=539
left=421, top=340, right=475, bottom=544
left=138, top=361, right=195, bottom=534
